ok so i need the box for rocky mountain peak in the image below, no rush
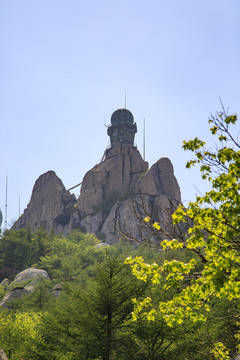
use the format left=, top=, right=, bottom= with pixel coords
left=12, top=170, right=80, bottom=235
left=78, top=143, right=148, bottom=215
left=12, top=108, right=181, bottom=243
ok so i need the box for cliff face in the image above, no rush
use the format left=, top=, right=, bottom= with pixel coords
left=12, top=143, right=181, bottom=243
left=77, top=143, right=148, bottom=231
left=78, top=144, right=181, bottom=242
left=12, top=171, right=80, bottom=235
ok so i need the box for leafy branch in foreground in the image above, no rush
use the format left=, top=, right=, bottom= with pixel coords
left=125, top=106, right=240, bottom=357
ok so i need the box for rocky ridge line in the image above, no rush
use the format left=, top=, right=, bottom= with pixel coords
left=12, top=143, right=181, bottom=243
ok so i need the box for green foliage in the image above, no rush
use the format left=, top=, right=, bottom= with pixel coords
left=96, top=231, right=107, bottom=241
left=211, top=343, right=230, bottom=360
left=39, top=232, right=104, bottom=281
left=0, top=284, right=7, bottom=301
left=67, top=229, right=99, bottom=246
left=3, top=116, right=240, bottom=360
left=0, top=227, right=236, bottom=358
left=0, top=228, right=53, bottom=280
left=0, top=227, right=176, bottom=359
left=0, top=311, right=43, bottom=359
left=130, top=314, right=180, bottom=360
left=0, top=228, right=103, bottom=284
left=35, top=256, right=149, bottom=360
left=9, top=279, right=54, bottom=312
left=126, top=106, right=240, bottom=356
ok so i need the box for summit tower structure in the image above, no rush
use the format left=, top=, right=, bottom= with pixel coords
left=107, top=109, right=137, bottom=147
left=12, top=107, right=181, bottom=243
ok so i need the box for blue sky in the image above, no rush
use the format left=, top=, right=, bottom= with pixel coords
left=0, top=0, right=239, bottom=227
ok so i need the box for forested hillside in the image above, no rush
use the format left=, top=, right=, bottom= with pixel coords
left=0, top=227, right=238, bottom=359
left=1, top=108, right=240, bottom=359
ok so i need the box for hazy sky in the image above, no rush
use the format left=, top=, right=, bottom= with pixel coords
left=1, top=0, right=239, bottom=228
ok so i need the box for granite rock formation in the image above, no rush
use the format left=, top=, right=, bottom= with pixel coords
left=78, top=143, right=148, bottom=215
left=78, top=144, right=181, bottom=242
left=1, top=271, right=74, bottom=307
left=12, top=171, right=80, bottom=235
left=0, top=286, right=35, bottom=308
left=0, top=268, right=50, bottom=308
left=12, top=145, right=181, bottom=243
left=12, top=108, right=181, bottom=243
left=12, top=268, right=50, bottom=286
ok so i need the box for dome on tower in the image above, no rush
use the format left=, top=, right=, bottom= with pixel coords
left=111, top=109, right=134, bottom=125
left=107, top=108, right=137, bottom=147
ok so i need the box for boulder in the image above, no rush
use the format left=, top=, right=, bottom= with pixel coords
left=95, top=243, right=110, bottom=249
left=0, top=279, right=9, bottom=287
left=52, top=283, right=63, bottom=298
left=0, top=286, right=34, bottom=308
left=12, top=268, right=50, bottom=286
left=0, top=268, right=50, bottom=308
left=52, top=283, right=63, bottom=291
left=0, top=349, right=8, bottom=360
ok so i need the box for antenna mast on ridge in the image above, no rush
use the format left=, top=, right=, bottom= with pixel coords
left=4, top=176, right=8, bottom=229
left=124, top=92, right=127, bottom=109
left=104, top=116, right=108, bottom=128
left=143, top=117, right=146, bottom=160
left=19, top=195, right=21, bottom=217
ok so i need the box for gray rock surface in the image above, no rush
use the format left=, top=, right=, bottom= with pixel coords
left=52, top=283, right=63, bottom=298
left=0, top=349, right=8, bottom=360
left=12, top=143, right=181, bottom=243
left=12, top=170, right=80, bottom=235
left=100, top=194, right=178, bottom=243
left=0, top=286, right=34, bottom=308
left=136, top=157, right=181, bottom=201
left=0, top=279, right=9, bottom=287
left=95, top=243, right=110, bottom=249
left=0, top=268, right=50, bottom=308
left=12, top=268, right=50, bottom=286
left=78, top=143, right=148, bottom=215
left=52, top=283, right=63, bottom=291
left=78, top=144, right=181, bottom=242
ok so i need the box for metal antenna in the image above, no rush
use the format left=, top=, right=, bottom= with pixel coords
left=4, top=176, right=8, bottom=229
left=19, top=195, right=21, bottom=217
left=124, top=92, right=127, bottom=109
left=104, top=116, right=108, bottom=128
left=143, top=117, right=146, bottom=160
left=0, top=209, right=2, bottom=232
